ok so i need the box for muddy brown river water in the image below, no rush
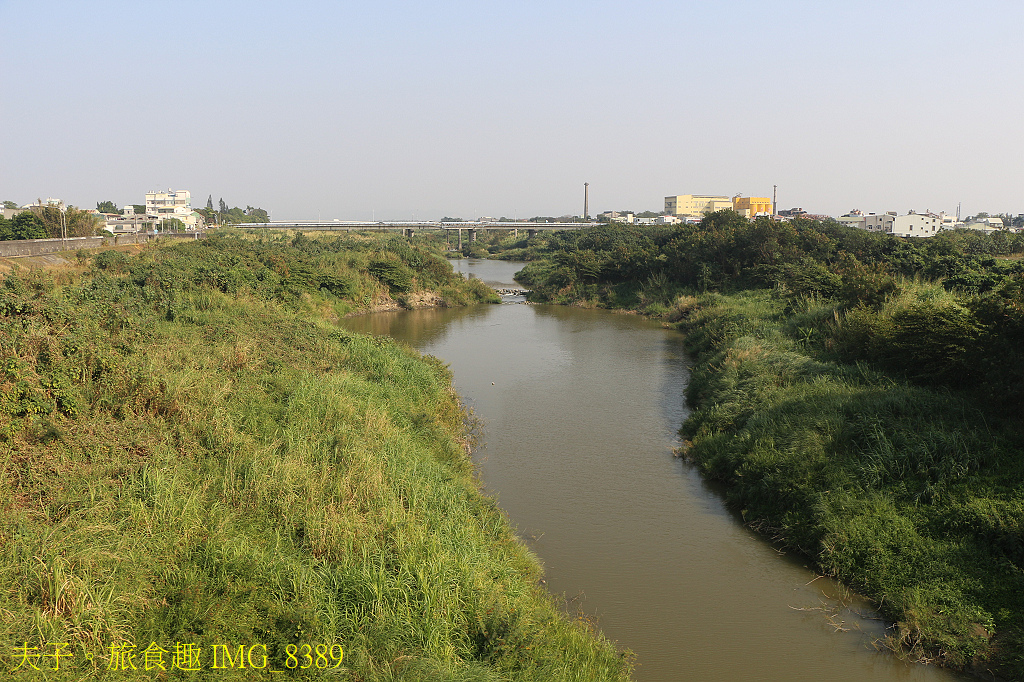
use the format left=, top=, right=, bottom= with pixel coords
left=341, top=258, right=970, bottom=682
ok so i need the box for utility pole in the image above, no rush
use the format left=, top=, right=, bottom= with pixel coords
left=584, top=182, right=589, bottom=221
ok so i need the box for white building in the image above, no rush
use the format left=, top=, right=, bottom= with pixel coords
left=837, top=214, right=866, bottom=229
left=863, top=213, right=896, bottom=232
left=145, top=189, right=198, bottom=229
left=105, top=214, right=154, bottom=233
left=942, top=214, right=964, bottom=230
left=837, top=211, right=896, bottom=232
left=597, top=211, right=635, bottom=223
left=892, top=212, right=942, bottom=237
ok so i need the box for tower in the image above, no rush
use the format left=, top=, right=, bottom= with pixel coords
left=584, top=182, right=589, bottom=220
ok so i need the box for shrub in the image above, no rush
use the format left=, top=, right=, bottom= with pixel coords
left=368, top=258, right=413, bottom=292
left=92, top=249, right=131, bottom=272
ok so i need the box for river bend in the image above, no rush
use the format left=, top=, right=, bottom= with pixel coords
left=341, top=258, right=967, bottom=682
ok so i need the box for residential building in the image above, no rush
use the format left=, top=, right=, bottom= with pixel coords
left=892, top=211, right=942, bottom=237
left=145, top=189, right=190, bottom=217
left=665, top=194, right=732, bottom=218
left=145, top=189, right=199, bottom=229
left=732, top=196, right=772, bottom=218
left=105, top=213, right=154, bottom=233
left=837, top=211, right=865, bottom=229
left=962, top=217, right=1005, bottom=234
left=837, top=210, right=895, bottom=232
left=863, top=213, right=896, bottom=232
left=597, top=211, right=635, bottom=223
left=942, top=214, right=964, bottom=230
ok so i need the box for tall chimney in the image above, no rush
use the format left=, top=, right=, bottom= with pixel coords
left=584, top=182, right=589, bottom=220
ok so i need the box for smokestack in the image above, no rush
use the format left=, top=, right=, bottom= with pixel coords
left=584, top=182, right=589, bottom=220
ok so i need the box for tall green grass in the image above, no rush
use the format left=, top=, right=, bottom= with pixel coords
left=674, top=289, right=1024, bottom=676
left=0, top=241, right=630, bottom=680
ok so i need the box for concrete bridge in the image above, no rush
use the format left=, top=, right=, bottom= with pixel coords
left=232, top=220, right=589, bottom=244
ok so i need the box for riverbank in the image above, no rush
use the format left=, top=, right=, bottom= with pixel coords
left=673, top=289, right=1024, bottom=678
left=0, top=239, right=631, bottom=680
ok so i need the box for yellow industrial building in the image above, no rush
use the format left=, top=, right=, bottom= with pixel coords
left=732, top=196, right=773, bottom=218
left=665, top=194, right=775, bottom=219
left=664, top=195, right=733, bottom=217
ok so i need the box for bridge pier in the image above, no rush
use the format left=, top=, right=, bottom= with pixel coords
left=403, top=228, right=415, bottom=238
left=528, top=228, right=538, bottom=238
left=467, top=228, right=477, bottom=244
left=448, top=228, right=463, bottom=250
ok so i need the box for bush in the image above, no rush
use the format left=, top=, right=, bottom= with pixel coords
left=368, top=258, right=413, bottom=292
left=92, top=249, right=131, bottom=272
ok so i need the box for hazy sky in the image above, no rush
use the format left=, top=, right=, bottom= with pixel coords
left=2, top=1, right=1022, bottom=220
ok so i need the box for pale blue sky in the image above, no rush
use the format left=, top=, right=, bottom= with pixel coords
left=2, top=1, right=1022, bottom=220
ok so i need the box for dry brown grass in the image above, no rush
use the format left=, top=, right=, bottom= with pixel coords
left=0, top=243, right=150, bottom=274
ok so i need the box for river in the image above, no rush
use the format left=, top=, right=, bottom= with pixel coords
left=341, top=258, right=969, bottom=682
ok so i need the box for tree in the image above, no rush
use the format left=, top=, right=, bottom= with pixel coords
left=66, top=207, right=102, bottom=237
left=206, top=195, right=213, bottom=210
left=132, top=205, right=146, bottom=216
left=0, top=212, right=47, bottom=240
left=218, top=198, right=227, bottom=215
left=31, top=204, right=64, bottom=238
left=3, top=200, right=17, bottom=209
left=244, top=206, right=269, bottom=222
left=196, top=207, right=217, bottom=224
left=30, top=205, right=101, bottom=238
left=96, top=200, right=121, bottom=214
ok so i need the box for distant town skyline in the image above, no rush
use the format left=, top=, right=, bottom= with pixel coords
left=3, top=1, right=1022, bottom=222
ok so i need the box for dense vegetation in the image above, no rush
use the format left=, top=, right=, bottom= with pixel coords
left=196, top=197, right=271, bottom=226
left=1, top=207, right=101, bottom=241
left=487, top=213, right=1024, bottom=677
left=0, top=233, right=629, bottom=680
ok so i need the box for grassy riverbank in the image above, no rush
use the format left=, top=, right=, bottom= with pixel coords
left=674, top=289, right=1024, bottom=676
left=0, top=235, right=631, bottom=680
